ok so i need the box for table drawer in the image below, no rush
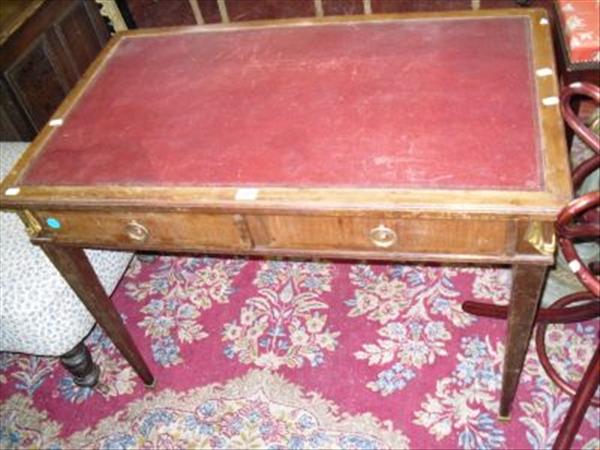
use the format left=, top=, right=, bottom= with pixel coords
left=34, top=210, right=248, bottom=250
left=33, top=210, right=513, bottom=257
left=246, top=215, right=510, bottom=255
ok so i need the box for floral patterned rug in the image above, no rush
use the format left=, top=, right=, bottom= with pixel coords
left=1, top=256, right=598, bottom=449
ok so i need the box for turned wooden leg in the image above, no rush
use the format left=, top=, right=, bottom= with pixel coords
left=60, top=342, right=100, bottom=387
left=499, top=264, right=548, bottom=419
left=41, top=244, right=155, bottom=386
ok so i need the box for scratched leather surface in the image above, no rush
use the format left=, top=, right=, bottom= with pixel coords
left=22, top=17, right=543, bottom=190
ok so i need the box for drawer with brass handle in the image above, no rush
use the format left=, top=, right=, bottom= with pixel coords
left=369, top=224, right=397, bottom=248
left=32, top=210, right=513, bottom=259
left=124, top=220, right=149, bottom=242
left=33, top=210, right=250, bottom=251
left=246, top=214, right=510, bottom=256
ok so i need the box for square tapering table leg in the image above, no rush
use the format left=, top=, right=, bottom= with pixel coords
left=41, top=244, right=155, bottom=387
left=499, top=264, right=548, bottom=419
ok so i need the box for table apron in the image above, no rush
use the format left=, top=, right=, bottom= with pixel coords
left=27, top=209, right=556, bottom=265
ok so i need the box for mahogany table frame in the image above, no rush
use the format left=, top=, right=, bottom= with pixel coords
left=0, top=8, right=572, bottom=419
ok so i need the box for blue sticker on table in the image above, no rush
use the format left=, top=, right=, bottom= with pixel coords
left=46, top=218, right=61, bottom=229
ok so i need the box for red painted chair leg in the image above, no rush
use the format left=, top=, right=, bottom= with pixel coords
left=462, top=295, right=599, bottom=324
left=535, top=294, right=600, bottom=407
left=461, top=301, right=509, bottom=319
left=463, top=293, right=600, bottom=411
left=552, top=346, right=600, bottom=450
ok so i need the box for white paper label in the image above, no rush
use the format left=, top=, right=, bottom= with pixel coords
left=49, top=118, right=64, bottom=127
left=539, top=18, right=549, bottom=25
left=535, top=68, right=553, bottom=77
left=568, top=259, right=582, bottom=273
left=542, top=96, right=559, bottom=106
left=235, top=188, right=259, bottom=201
left=4, top=187, right=20, bottom=196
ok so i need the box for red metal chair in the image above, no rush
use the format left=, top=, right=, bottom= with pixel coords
left=463, top=82, right=600, bottom=450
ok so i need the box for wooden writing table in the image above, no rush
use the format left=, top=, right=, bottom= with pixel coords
left=0, top=8, right=572, bottom=418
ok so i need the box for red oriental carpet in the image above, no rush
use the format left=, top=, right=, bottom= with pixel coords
left=1, top=256, right=598, bottom=449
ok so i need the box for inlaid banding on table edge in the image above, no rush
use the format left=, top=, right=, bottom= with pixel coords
left=0, top=185, right=570, bottom=218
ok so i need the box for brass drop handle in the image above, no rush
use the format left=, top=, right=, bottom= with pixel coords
left=369, top=224, right=397, bottom=248
left=125, top=220, right=149, bottom=242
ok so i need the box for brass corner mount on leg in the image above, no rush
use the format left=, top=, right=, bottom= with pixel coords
left=17, top=210, right=42, bottom=237
left=525, top=220, right=556, bottom=257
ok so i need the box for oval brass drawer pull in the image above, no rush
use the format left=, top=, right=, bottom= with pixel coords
left=125, top=220, right=149, bottom=242
left=369, top=224, right=397, bottom=248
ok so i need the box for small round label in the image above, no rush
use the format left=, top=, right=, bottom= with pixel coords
left=46, top=218, right=61, bottom=229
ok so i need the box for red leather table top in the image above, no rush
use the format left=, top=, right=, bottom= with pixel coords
left=22, top=17, right=542, bottom=190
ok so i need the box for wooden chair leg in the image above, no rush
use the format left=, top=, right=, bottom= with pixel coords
left=462, top=293, right=600, bottom=324
left=552, top=345, right=600, bottom=450
left=463, top=292, right=600, bottom=445
left=60, top=342, right=100, bottom=387
left=41, top=244, right=154, bottom=386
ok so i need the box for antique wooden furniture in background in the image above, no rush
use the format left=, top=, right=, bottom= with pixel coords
left=554, top=0, right=599, bottom=85
left=553, top=0, right=599, bottom=154
left=0, top=9, right=572, bottom=418
left=546, top=172, right=599, bottom=450
left=95, top=0, right=128, bottom=31
left=464, top=82, right=599, bottom=449
left=540, top=82, right=599, bottom=450
left=0, top=0, right=109, bottom=140
left=0, top=142, right=134, bottom=387
left=120, top=0, right=554, bottom=27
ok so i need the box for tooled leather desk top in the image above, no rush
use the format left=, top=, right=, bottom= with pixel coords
left=21, top=16, right=542, bottom=191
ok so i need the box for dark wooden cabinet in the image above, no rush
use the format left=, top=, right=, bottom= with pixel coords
left=123, top=0, right=551, bottom=27
left=0, top=0, right=109, bottom=141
